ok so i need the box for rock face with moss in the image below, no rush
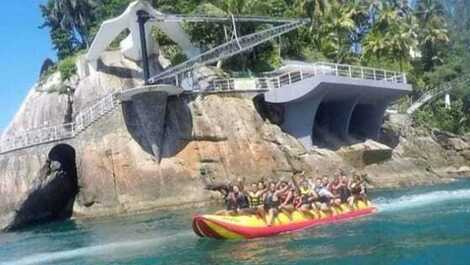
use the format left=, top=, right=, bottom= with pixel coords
left=0, top=51, right=469, bottom=230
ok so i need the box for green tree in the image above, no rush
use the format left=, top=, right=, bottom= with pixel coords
left=41, top=0, right=99, bottom=57
left=362, top=3, right=417, bottom=71
left=415, top=0, right=449, bottom=71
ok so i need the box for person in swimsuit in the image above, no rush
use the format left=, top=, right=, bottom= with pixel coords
left=348, top=174, right=367, bottom=208
left=227, top=185, right=249, bottom=214
left=264, top=182, right=289, bottom=226
left=329, top=174, right=344, bottom=206
left=339, top=174, right=351, bottom=204
left=279, top=183, right=297, bottom=212
left=314, top=177, right=335, bottom=211
left=292, top=174, right=318, bottom=215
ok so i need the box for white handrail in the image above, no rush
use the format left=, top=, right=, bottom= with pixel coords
left=0, top=93, right=118, bottom=154
left=208, top=62, right=406, bottom=92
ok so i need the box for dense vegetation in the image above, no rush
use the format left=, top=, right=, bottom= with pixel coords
left=40, top=0, right=470, bottom=134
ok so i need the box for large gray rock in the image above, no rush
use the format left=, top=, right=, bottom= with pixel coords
left=3, top=155, right=78, bottom=231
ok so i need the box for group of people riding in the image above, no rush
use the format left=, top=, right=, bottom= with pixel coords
left=206, top=171, right=368, bottom=226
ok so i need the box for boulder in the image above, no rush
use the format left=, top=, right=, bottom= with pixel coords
left=3, top=159, right=78, bottom=231
left=336, top=140, right=392, bottom=168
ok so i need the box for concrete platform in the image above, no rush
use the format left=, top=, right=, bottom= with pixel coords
left=264, top=74, right=411, bottom=148
left=119, top=84, right=183, bottom=101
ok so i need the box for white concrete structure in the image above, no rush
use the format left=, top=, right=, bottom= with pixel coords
left=445, top=93, right=451, bottom=109
left=86, top=0, right=199, bottom=66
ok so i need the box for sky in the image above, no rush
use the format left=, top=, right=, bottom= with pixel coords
left=0, top=0, right=55, bottom=132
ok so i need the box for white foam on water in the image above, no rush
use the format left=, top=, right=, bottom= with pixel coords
left=0, top=231, right=192, bottom=265
left=375, top=188, right=470, bottom=212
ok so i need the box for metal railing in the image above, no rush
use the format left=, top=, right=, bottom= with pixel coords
left=0, top=93, right=118, bottom=154
left=207, top=62, right=407, bottom=92
left=311, top=62, right=406, bottom=83
left=156, top=14, right=300, bottom=24
left=149, top=20, right=308, bottom=84
left=74, top=93, right=116, bottom=133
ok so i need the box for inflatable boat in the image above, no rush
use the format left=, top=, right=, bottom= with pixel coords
left=193, top=200, right=376, bottom=239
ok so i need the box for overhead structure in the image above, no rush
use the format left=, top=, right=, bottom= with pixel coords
left=149, top=20, right=308, bottom=84
left=86, top=0, right=308, bottom=82
left=86, top=0, right=200, bottom=64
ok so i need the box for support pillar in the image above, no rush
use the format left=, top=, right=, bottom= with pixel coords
left=329, top=95, right=360, bottom=140
left=281, top=95, right=325, bottom=149
left=137, top=10, right=152, bottom=85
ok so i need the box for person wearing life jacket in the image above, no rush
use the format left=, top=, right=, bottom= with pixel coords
left=247, top=183, right=261, bottom=208
left=247, top=181, right=267, bottom=215
left=264, top=182, right=289, bottom=226
left=292, top=174, right=318, bottom=214
left=348, top=174, right=367, bottom=208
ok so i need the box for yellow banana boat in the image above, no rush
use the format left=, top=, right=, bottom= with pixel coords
left=193, top=200, right=376, bottom=239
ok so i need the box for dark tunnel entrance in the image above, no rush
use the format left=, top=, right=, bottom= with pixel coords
left=46, top=144, right=79, bottom=220
left=8, top=144, right=79, bottom=231
left=313, top=101, right=344, bottom=149
left=349, top=104, right=373, bottom=140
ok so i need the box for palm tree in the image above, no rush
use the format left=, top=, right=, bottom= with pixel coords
left=324, top=3, right=356, bottom=62
left=41, top=0, right=98, bottom=49
left=362, top=3, right=417, bottom=70
left=293, top=0, right=330, bottom=23
left=389, top=16, right=418, bottom=71
left=415, top=0, right=445, bottom=24
left=415, top=0, right=449, bottom=70
left=362, top=29, right=387, bottom=60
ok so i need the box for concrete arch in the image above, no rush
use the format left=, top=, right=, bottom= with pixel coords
left=325, top=94, right=361, bottom=140
left=310, top=88, right=361, bottom=147
left=281, top=92, right=326, bottom=149
left=349, top=100, right=389, bottom=140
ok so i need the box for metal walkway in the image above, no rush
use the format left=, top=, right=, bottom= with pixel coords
left=406, top=75, right=470, bottom=115
left=149, top=20, right=308, bottom=84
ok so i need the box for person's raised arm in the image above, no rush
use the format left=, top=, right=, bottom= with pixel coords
left=237, top=177, right=246, bottom=192
left=281, top=191, right=293, bottom=207
left=205, top=183, right=230, bottom=196
left=275, top=184, right=290, bottom=196
left=291, top=174, right=300, bottom=191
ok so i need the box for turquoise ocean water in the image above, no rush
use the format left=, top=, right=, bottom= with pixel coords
left=1, top=180, right=470, bottom=265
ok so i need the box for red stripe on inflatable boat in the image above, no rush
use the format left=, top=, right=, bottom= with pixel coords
left=192, top=218, right=204, bottom=237
left=194, top=216, right=223, bottom=239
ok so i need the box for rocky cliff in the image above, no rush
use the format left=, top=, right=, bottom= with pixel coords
left=0, top=51, right=469, bottom=230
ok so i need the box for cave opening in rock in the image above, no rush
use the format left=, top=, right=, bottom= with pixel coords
left=46, top=144, right=79, bottom=220
left=8, top=144, right=79, bottom=231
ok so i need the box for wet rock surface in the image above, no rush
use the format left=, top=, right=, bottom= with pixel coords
left=3, top=150, right=78, bottom=231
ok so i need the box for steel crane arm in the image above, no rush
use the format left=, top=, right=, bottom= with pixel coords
left=154, top=14, right=306, bottom=24
left=149, top=20, right=308, bottom=84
